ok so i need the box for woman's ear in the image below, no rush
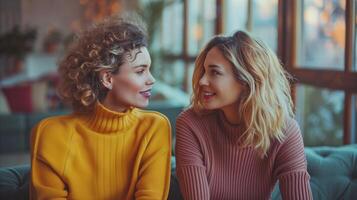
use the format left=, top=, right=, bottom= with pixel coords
left=99, top=70, right=113, bottom=90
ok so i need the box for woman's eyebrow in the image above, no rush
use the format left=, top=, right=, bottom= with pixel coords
left=208, top=64, right=221, bottom=69
left=133, top=64, right=148, bottom=69
left=205, top=64, right=224, bottom=71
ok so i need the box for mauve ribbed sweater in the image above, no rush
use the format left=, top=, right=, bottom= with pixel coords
left=175, top=108, right=312, bottom=200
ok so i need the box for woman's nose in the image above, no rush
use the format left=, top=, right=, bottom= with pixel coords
left=199, top=74, right=208, bottom=86
left=146, top=72, right=155, bottom=85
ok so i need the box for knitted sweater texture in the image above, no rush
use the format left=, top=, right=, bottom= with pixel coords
left=175, top=108, right=312, bottom=200
left=30, top=102, right=171, bottom=200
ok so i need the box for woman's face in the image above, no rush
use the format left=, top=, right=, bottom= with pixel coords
left=103, top=47, right=155, bottom=112
left=199, top=46, right=244, bottom=112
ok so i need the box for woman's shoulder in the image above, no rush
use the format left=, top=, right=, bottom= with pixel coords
left=32, top=115, right=76, bottom=144
left=31, top=115, right=76, bottom=159
left=36, top=114, right=75, bottom=131
left=133, top=109, right=171, bottom=142
left=134, top=108, right=171, bottom=126
left=268, top=117, right=304, bottom=157
left=282, top=117, right=301, bottom=138
left=271, top=117, right=303, bottom=148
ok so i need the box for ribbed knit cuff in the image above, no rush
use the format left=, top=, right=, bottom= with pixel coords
left=177, top=165, right=210, bottom=200
left=279, top=171, right=312, bottom=200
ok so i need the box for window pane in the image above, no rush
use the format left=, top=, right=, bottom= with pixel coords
left=297, top=0, right=345, bottom=69
left=224, top=0, right=278, bottom=51
left=152, top=59, right=190, bottom=104
left=156, top=60, right=185, bottom=88
left=224, top=0, right=248, bottom=34
left=296, top=84, right=344, bottom=146
left=252, top=0, right=278, bottom=51
left=188, top=0, right=215, bottom=55
left=161, top=1, right=183, bottom=54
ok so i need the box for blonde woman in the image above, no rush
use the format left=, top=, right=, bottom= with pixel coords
left=30, top=14, right=171, bottom=200
left=175, top=31, right=312, bottom=199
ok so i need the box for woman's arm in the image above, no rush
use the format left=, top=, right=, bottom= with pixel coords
left=135, top=115, right=172, bottom=200
left=274, top=119, right=312, bottom=200
left=175, top=114, right=210, bottom=200
left=30, top=121, right=68, bottom=200
left=31, top=158, right=68, bottom=199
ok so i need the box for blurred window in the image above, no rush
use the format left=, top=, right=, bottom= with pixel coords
left=161, top=1, right=183, bottom=54
left=224, top=0, right=278, bottom=51
left=297, top=0, right=345, bottom=69
left=187, top=0, right=215, bottom=56
left=296, top=84, right=344, bottom=146
left=139, top=0, right=357, bottom=145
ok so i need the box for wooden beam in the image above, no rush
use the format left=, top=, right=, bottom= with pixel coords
left=342, top=0, right=355, bottom=144
left=345, top=0, right=355, bottom=72
left=288, top=68, right=357, bottom=93
left=288, top=0, right=297, bottom=68
left=215, top=0, right=223, bottom=34
left=277, top=0, right=286, bottom=63
left=278, top=0, right=298, bottom=108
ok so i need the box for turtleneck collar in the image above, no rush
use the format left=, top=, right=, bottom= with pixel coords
left=81, top=101, right=138, bottom=133
left=216, top=110, right=244, bottom=142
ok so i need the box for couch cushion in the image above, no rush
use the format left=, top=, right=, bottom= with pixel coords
left=0, top=165, right=29, bottom=200
left=271, top=145, right=357, bottom=200
left=306, top=145, right=357, bottom=200
left=0, top=114, right=26, bottom=152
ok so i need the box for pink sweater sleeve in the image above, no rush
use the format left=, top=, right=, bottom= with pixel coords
left=274, top=119, right=313, bottom=200
left=175, top=114, right=210, bottom=200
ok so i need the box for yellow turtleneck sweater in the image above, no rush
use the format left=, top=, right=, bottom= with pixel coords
left=30, top=102, right=171, bottom=200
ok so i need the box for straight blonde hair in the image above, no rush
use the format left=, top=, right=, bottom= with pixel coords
left=191, top=31, right=294, bottom=157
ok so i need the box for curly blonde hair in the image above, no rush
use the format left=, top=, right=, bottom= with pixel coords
left=58, top=13, right=147, bottom=113
left=192, top=31, right=294, bottom=156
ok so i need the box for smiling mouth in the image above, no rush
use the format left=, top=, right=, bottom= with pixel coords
left=202, top=91, right=215, bottom=101
left=140, top=89, right=152, bottom=98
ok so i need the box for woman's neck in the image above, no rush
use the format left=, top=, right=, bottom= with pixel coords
left=101, top=96, right=128, bottom=113
left=220, top=103, right=241, bottom=125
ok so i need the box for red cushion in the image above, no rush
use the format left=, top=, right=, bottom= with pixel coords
left=2, top=85, right=32, bottom=113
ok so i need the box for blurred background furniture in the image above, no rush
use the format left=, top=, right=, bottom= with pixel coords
left=1, top=145, right=357, bottom=200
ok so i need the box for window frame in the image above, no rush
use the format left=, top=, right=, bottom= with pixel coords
left=278, top=0, right=357, bottom=144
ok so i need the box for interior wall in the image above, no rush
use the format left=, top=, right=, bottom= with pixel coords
left=21, top=0, right=83, bottom=51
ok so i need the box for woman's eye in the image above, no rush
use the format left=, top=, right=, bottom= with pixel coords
left=211, top=70, right=221, bottom=76
left=136, top=69, right=145, bottom=74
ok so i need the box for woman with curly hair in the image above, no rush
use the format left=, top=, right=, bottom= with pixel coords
left=30, top=13, right=171, bottom=200
left=175, top=31, right=312, bottom=199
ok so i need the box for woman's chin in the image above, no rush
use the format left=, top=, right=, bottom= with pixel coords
left=133, top=101, right=150, bottom=109
left=203, top=102, right=218, bottom=110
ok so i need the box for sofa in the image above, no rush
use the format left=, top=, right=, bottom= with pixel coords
left=1, top=145, right=357, bottom=200
left=271, top=145, right=357, bottom=199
